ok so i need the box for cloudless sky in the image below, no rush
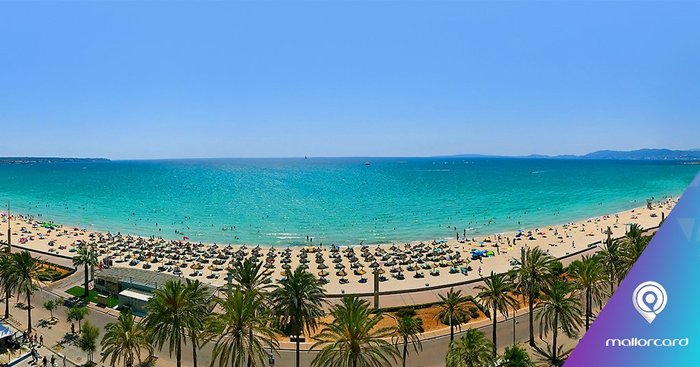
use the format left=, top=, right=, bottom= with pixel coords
left=1, top=1, right=699, bottom=159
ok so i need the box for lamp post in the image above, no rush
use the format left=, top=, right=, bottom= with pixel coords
left=512, top=313, right=519, bottom=346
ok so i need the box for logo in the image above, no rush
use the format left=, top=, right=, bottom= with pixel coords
left=632, top=281, right=667, bottom=324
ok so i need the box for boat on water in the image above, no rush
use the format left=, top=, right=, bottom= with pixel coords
left=364, top=161, right=371, bottom=166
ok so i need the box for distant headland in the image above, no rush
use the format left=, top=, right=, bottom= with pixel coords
left=3, top=149, right=700, bottom=162
left=445, top=148, right=700, bottom=161
left=0, top=157, right=110, bottom=164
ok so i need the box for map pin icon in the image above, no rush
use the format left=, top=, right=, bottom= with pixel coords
left=633, top=281, right=667, bottom=324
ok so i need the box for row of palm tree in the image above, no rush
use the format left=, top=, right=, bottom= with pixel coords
left=0, top=251, right=43, bottom=332
left=109, top=224, right=650, bottom=367
left=439, top=224, right=653, bottom=365
left=109, top=260, right=417, bottom=367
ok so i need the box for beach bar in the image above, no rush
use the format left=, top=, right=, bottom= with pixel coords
left=95, top=267, right=216, bottom=314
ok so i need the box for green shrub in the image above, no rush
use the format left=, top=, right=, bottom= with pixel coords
left=38, top=270, right=63, bottom=282
left=439, top=312, right=469, bottom=326
left=468, top=306, right=480, bottom=318
left=396, top=307, right=416, bottom=318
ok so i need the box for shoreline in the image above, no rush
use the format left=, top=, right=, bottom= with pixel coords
left=0, top=197, right=676, bottom=296
left=0, top=191, right=680, bottom=248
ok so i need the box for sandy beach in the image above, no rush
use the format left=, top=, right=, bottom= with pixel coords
left=0, top=198, right=675, bottom=296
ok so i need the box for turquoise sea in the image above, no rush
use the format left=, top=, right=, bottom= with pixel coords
left=0, top=158, right=697, bottom=246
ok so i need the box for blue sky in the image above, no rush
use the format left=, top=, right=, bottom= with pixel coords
left=1, top=1, right=699, bottom=159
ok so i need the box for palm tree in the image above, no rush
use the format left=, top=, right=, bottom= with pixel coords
left=228, top=258, right=275, bottom=367
left=10, top=251, right=42, bottom=332
left=435, top=288, right=469, bottom=342
left=536, top=279, right=582, bottom=364
left=311, top=296, right=399, bottom=367
left=185, top=280, right=211, bottom=367
left=500, top=345, right=534, bottom=367
left=43, top=299, right=58, bottom=321
left=626, top=223, right=644, bottom=242
left=228, top=258, right=273, bottom=293
left=271, top=266, right=326, bottom=367
left=476, top=272, right=518, bottom=356
left=206, top=288, right=278, bottom=367
left=101, top=309, right=153, bottom=367
left=598, top=237, right=623, bottom=293
left=73, top=244, right=99, bottom=298
left=0, top=252, right=16, bottom=319
left=67, top=304, right=89, bottom=332
left=445, top=328, right=495, bottom=367
left=515, top=247, right=555, bottom=347
left=568, top=255, right=607, bottom=331
left=143, top=280, right=204, bottom=367
left=619, top=225, right=651, bottom=279
left=79, top=321, right=101, bottom=365
left=393, top=315, right=423, bottom=367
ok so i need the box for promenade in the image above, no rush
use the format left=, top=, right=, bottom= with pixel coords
left=0, top=233, right=620, bottom=367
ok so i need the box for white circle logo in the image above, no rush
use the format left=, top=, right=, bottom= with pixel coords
left=632, top=281, right=667, bottom=324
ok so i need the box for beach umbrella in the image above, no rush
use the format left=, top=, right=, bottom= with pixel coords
left=337, top=270, right=347, bottom=277
left=318, top=270, right=329, bottom=277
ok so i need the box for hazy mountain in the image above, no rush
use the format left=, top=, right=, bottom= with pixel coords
left=446, top=149, right=700, bottom=161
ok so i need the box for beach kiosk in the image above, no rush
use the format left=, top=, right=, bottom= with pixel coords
left=95, top=267, right=216, bottom=315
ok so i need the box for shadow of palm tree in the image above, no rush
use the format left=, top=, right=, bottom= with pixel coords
left=532, top=342, right=572, bottom=367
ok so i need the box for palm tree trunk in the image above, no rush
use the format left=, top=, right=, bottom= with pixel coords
left=492, top=310, right=498, bottom=356
left=295, top=331, right=300, bottom=367
left=586, top=288, right=591, bottom=331
left=192, top=336, right=198, bottom=367
left=402, top=341, right=407, bottom=367
left=26, top=292, right=32, bottom=332
left=449, top=321, right=454, bottom=342
left=176, top=340, right=182, bottom=367
left=528, top=293, right=535, bottom=347
left=4, top=288, right=9, bottom=319
left=552, top=312, right=559, bottom=362
left=247, top=329, right=254, bottom=367
left=84, top=264, right=89, bottom=298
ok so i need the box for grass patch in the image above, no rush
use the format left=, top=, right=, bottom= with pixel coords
left=66, top=286, right=119, bottom=308
left=38, top=262, right=75, bottom=282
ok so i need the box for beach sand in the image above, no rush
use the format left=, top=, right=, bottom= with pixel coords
left=0, top=198, right=675, bottom=297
